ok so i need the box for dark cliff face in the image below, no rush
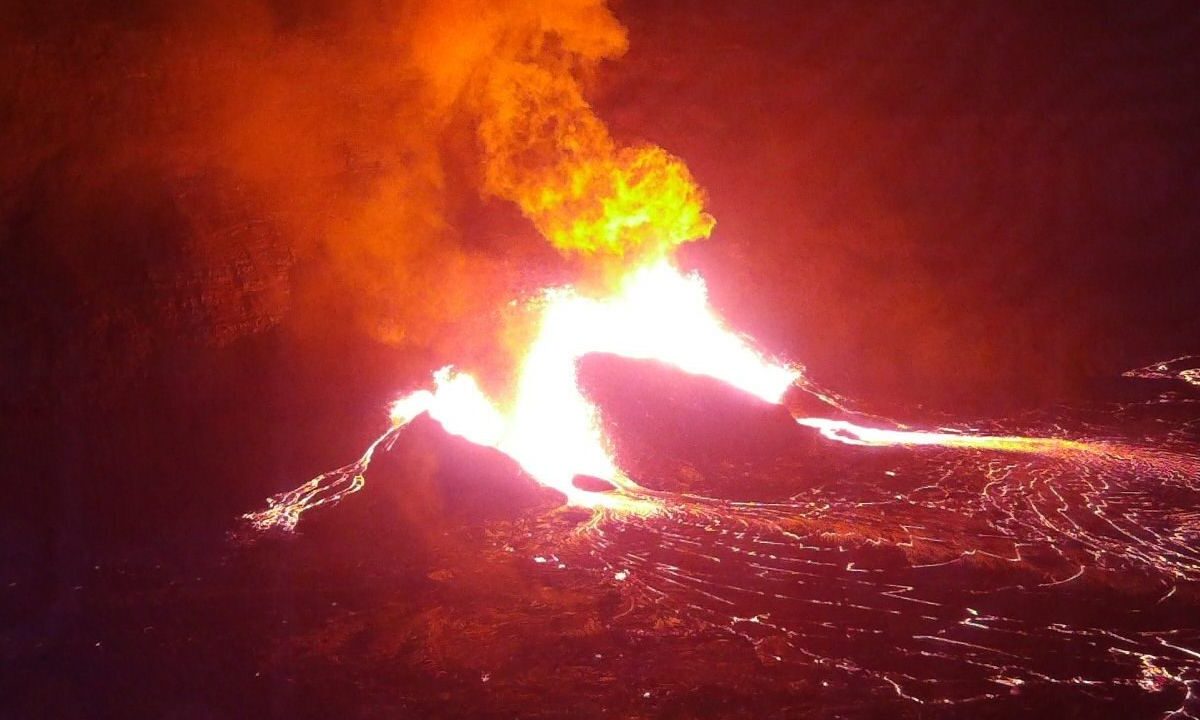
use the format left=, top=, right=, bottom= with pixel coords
left=1, top=165, right=293, bottom=567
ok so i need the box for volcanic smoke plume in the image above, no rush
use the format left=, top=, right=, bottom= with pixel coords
left=1, top=0, right=707, bottom=373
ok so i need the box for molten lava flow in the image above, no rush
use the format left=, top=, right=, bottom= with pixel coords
left=795, top=417, right=1089, bottom=454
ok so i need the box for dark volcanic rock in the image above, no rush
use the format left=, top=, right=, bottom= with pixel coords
left=578, top=353, right=840, bottom=499
left=572, top=474, right=618, bottom=493
left=369, top=414, right=565, bottom=526
left=578, top=353, right=800, bottom=453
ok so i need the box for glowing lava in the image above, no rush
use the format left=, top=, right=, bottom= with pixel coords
left=392, top=259, right=798, bottom=507
left=245, top=259, right=802, bottom=529
left=796, top=417, right=1089, bottom=454
left=247, top=253, right=1145, bottom=535
left=372, top=256, right=1108, bottom=507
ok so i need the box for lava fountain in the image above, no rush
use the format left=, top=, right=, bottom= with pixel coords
left=246, top=258, right=800, bottom=528
left=245, top=253, right=1136, bottom=531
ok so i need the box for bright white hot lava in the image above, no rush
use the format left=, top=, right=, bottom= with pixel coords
left=246, top=259, right=800, bottom=529
left=391, top=259, right=798, bottom=507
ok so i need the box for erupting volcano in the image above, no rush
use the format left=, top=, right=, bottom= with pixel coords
left=230, top=4, right=1200, bottom=715
left=243, top=0, right=1186, bottom=535
left=10, top=1, right=1200, bottom=718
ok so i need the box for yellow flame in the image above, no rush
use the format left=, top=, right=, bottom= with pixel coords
left=472, top=40, right=714, bottom=261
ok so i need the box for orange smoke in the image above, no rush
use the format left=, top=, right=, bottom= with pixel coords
left=474, top=63, right=714, bottom=260
left=412, top=0, right=714, bottom=263
left=2, top=0, right=709, bottom=367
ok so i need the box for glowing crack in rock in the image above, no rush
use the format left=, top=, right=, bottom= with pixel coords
left=1124, top=355, right=1200, bottom=388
